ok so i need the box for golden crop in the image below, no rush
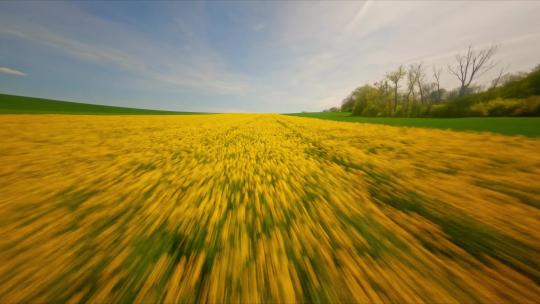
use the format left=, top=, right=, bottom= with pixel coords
left=0, top=114, right=539, bottom=303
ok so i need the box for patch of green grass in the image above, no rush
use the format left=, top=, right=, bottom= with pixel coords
left=287, top=112, right=540, bottom=137
left=0, top=93, right=204, bottom=115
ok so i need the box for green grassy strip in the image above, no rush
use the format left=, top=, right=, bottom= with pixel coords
left=0, top=93, right=204, bottom=115
left=287, top=112, right=540, bottom=137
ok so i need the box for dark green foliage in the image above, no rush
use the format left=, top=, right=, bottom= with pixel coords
left=430, top=96, right=540, bottom=118
left=344, top=84, right=390, bottom=116
left=323, top=106, right=340, bottom=112
left=339, top=64, right=540, bottom=118
left=424, top=68, right=540, bottom=117
left=0, top=93, right=203, bottom=115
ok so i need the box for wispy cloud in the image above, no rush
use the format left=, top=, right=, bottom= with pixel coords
left=0, top=66, right=25, bottom=76
left=0, top=2, right=251, bottom=95
left=344, top=0, right=373, bottom=32
left=263, top=1, right=540, bottom=109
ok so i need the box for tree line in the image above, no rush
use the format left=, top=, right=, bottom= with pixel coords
left=327, top=45, right=540, bottom=117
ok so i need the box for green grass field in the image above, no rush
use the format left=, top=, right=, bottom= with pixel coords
left=289, top=112, right=540, bottom=137
left=0, top=93, right=201, bottom=115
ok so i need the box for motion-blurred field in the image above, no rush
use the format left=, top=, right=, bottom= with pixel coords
left=1, top=114, right=539, bottom=303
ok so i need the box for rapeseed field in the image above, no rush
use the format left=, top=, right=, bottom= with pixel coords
left=0, top=114, right=539, bottom=303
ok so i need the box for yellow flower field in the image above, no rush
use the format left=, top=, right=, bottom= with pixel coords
left=0, top=114, right=539, bottom=303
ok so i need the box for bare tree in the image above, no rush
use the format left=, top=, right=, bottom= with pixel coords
left=405, top=65, right=418, bottom=116
left=490, top=64, right=509, bottom=89
left=422, top=83, right=436, bottom=104
left=374, top=80, right=392, bottom=113
left=386, top=65, right=406, bottom=113
left=411, top=63, right=426, bottom=104
left=448, top=44, right=498, bottom=96
left=432, top=65, right=442, bottom=102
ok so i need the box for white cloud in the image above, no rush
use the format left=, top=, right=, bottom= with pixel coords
left=0, top=2, right=251, bottom=95
left=0, top=66, right=25, bottom=76
left=344, top=0, right=372, bottom=32
left=261, top=1, right=540, bottom=111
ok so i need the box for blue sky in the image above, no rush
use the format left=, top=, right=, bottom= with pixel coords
left=1, top=1, right=540, bottom=113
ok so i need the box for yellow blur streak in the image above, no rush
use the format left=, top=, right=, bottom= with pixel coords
left=0, top=114, right=539, bottom=303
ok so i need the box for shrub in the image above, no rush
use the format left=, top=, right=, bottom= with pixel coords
left=429, top=102, right=471, bottom=118
left=468, top=97, right=540, bottom=117
left=513, top=96, right=540, bottom=116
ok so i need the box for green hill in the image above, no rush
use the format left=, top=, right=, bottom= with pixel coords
left=0, top=93, right=201, bottom=115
